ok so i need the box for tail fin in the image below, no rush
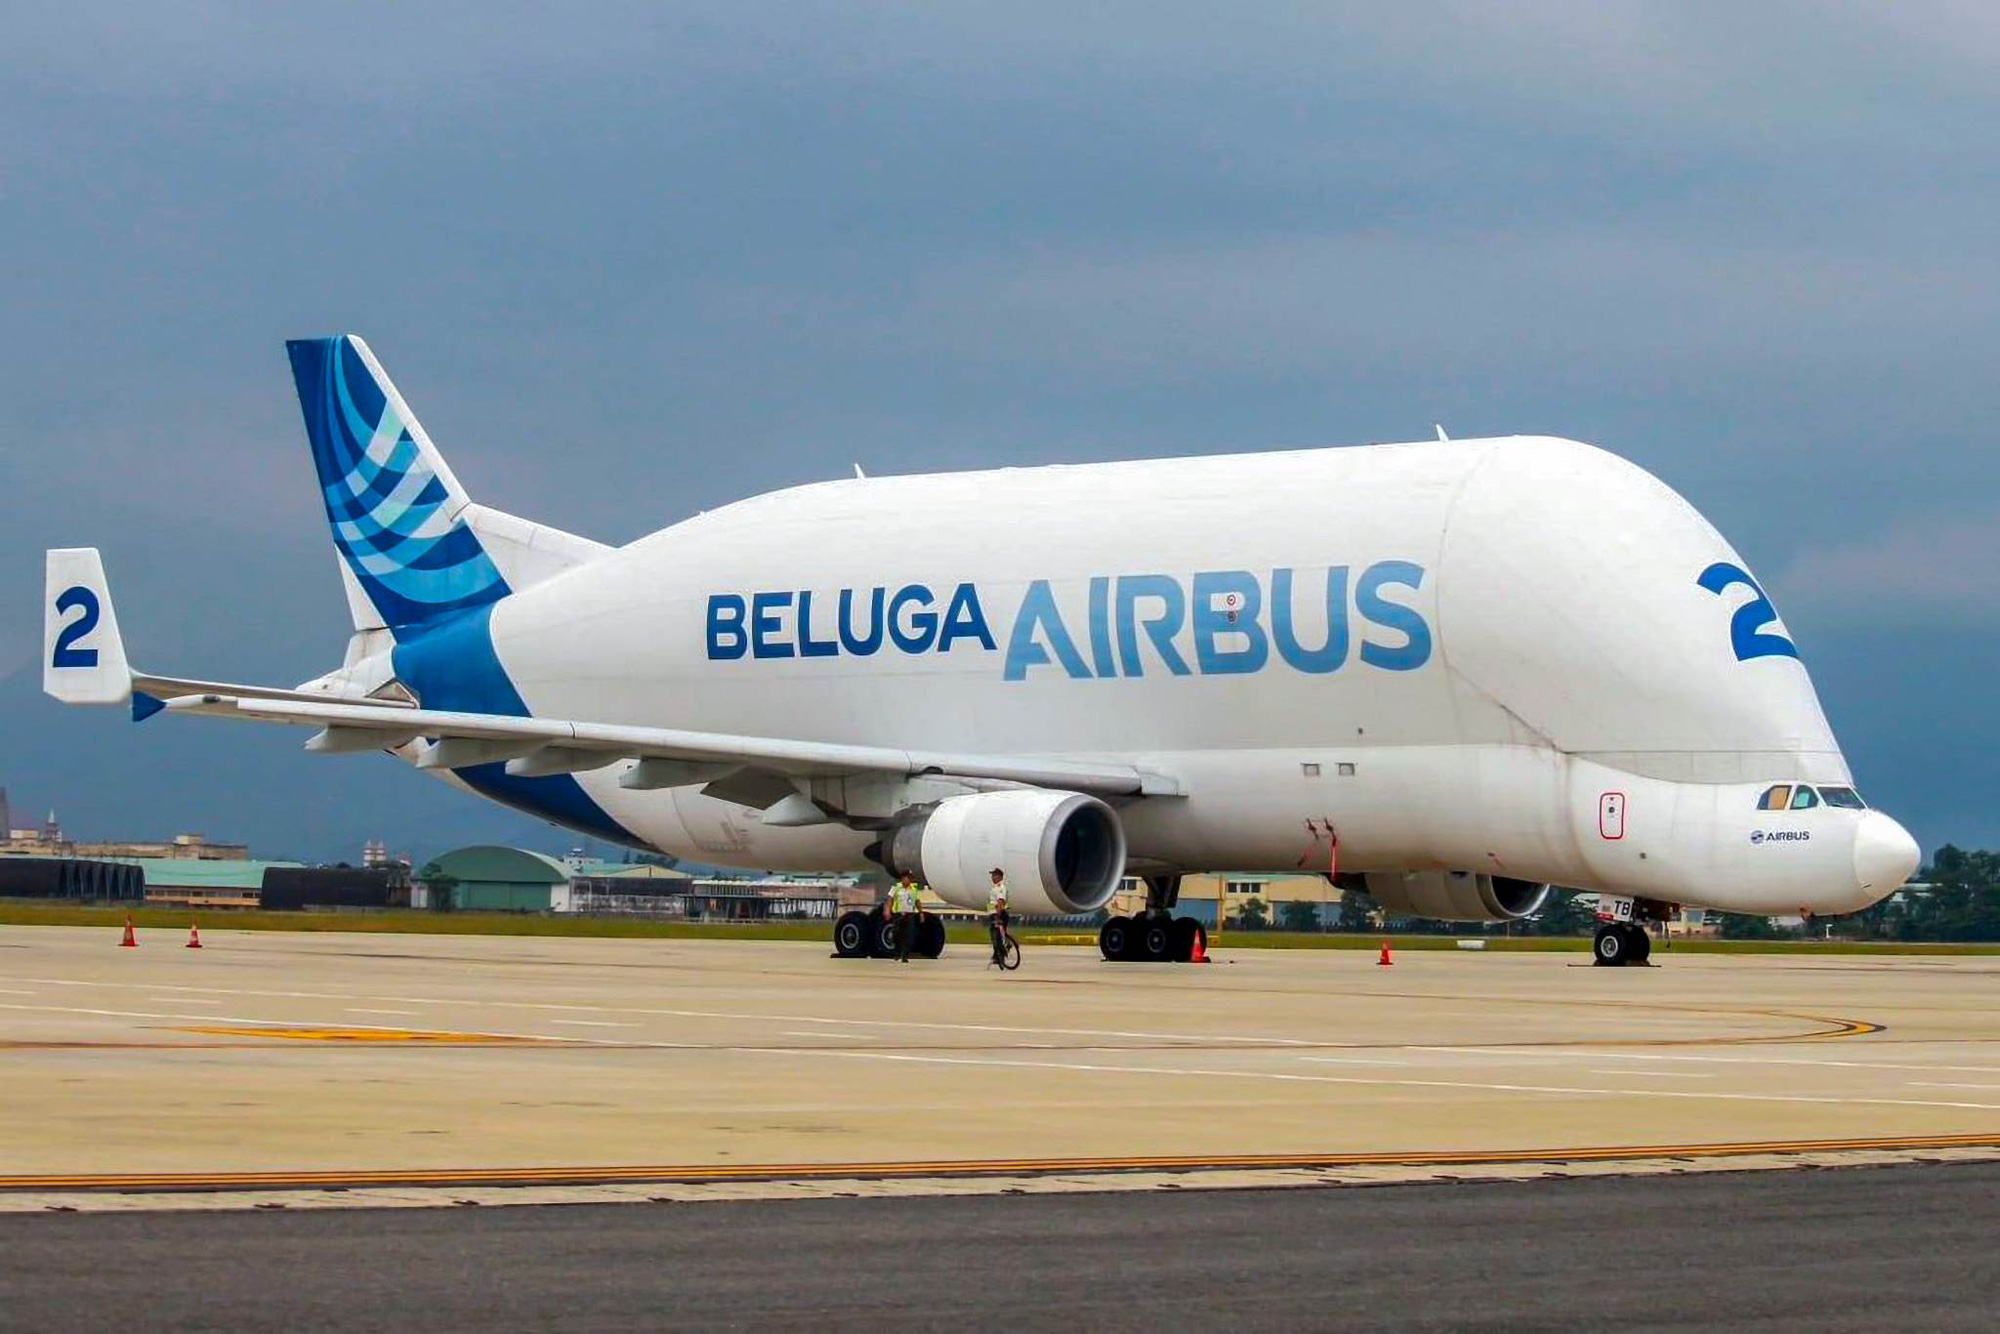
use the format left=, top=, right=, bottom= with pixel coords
left=286, top=336, right=512, bottom=637
left=43, top=548, right=131, bottom=706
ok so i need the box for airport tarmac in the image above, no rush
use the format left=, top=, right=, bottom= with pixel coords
left=2, top=925, right=1999, bottom=1208
left=7, top=1164, right=2000, bottom=1330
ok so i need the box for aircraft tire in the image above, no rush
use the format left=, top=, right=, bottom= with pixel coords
left=1169, top=916, right=1199, bottom=961
left=872, top=914, right=901, bottom=959
left=1099, top=916, right=1132, bottom=961
left=833, top=911, right=871, bottom=958
left=1136, top=917, right=1172, bottom=962
left=918, top=916, right=947, bottom=959
left=1628, top=925, right=1652, bottom=965
left=1592, top=924, right=1628, bottom=966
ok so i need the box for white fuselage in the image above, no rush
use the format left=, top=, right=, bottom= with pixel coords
left=396, top=435, right=1911, bottom=917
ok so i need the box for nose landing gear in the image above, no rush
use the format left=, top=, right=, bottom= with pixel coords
left=1591, top=921, right=1651, bottom=966
left=1591, top=895, right=1674, bottom=966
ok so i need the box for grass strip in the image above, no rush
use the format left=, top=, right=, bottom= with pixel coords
left=2, top=902, right=1995, bottom=954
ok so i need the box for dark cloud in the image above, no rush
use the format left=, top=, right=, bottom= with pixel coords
left=4, top=3, right=1995, bottom=860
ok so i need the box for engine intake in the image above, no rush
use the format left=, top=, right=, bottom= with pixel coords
left=874, top=790, right=1127, bottom=916
left=1363, top=871, right=1552, bottom=923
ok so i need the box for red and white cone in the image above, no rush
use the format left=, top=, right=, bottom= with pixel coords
left=186, top=923, right=202, bottom=950
left=1376, top=939, right=1393, bottom=966
left=119, top=915, right=137, bottom=948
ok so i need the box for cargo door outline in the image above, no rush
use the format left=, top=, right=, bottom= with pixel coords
left=1599, top=791, right=1627, bottom=841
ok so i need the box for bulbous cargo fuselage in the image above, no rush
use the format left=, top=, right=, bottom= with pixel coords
left=454, top=435, right=1914, bottom=917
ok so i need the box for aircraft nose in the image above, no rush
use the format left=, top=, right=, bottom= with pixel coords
left=1852, top=811, right=1920, bottom=897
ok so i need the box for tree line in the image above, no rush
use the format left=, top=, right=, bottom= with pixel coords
left=1820, top=845, right=2000, bottom=942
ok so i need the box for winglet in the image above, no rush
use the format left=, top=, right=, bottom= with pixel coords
left=43, top=548, right=132, bottom=706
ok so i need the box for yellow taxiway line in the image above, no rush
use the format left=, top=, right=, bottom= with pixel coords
left=6, top=1133, right=1998, bottom=1193
left=167, top=1026, right=556, bottom=1044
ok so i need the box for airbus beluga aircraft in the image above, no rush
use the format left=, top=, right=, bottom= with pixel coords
left=43, top=336, right=1919, bottom=966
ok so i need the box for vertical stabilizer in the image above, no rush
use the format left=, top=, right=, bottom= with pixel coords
left=43, top=548, right=131, bottom=705
left=286, top=336, right=511, bottom=637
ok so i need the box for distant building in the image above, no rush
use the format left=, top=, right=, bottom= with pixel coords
left=417, top=846, right=576, bottom=912
left=675, top=874, right=853, bottom=922
left=1, top=805, right=65, bottom=854
left=1, top=823, right=251, bottom=862
left=414, top=845, right=853, bottom=918
left=1, top=800, right=64, bottom=853
left=0, top=856, right=144, bottom=902
left=82, top=833, right=252, bottom=861
left=261, top=864, right=408, bottom=911
left=567, top=861, right=693, bottom=912
left=3, top=822, right=62, bottom=856
left=1098, top=872, right=1342, bottom=928
left=117, top=858, right=303, bottom=908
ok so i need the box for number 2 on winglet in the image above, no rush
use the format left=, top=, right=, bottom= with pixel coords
left=1696, top=562, right=1799, bottom=662
left=50, top=585, right=101, bottom=668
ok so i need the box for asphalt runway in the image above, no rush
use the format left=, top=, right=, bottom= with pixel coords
left=4, top=1163, right=1998, bottom=1330
left=4, top=926, right=2000, bottom=1203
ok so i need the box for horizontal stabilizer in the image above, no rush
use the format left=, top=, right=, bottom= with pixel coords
left=43, top=547, right=418, bottom=720
left=132, top=673, right=415, bottom=711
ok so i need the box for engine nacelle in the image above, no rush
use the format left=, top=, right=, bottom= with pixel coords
left=1363, top=870, right=1552, bottom=923
left=874, top=790, right=1127, bottom=916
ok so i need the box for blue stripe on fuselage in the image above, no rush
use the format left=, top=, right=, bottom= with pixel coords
left=390, top=605, right=640, bottom=847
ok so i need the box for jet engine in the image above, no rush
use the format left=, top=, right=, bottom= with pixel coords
left=1363, top=870, right=1552, bottom=923
left=872, top=790, right=1127, bottom=916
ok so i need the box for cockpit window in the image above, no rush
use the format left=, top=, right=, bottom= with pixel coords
left=1757, top=784, right=1792, bottom=811
left=1818, top=786, right=1867, bottom=810
left=1789, top=786, right=1820, bottom=810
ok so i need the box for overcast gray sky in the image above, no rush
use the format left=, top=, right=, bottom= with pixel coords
left=3, top=3, right=1995, bottom=864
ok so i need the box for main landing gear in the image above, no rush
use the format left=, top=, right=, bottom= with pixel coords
left=1099, top=876, right=1208, bottom=963
left=832, top=907, right=944, bottom=960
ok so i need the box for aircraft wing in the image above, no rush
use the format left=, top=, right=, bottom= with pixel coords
left=46, top=544, right=1174, bottom=800
left=155, top=691, right=1178, bottom=797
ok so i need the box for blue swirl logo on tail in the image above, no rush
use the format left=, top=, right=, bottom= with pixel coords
left=286, top=336, right=509, bottom=634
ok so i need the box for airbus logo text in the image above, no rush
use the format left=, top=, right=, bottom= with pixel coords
left=706, top=562, right=1432, bottom=680
left=1751, top=829, right=1811, bottom=845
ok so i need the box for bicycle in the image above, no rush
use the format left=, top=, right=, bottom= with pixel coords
left=988, top=914, right=1021, bottom=971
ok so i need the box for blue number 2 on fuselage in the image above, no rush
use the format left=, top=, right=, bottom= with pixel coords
left=1696, top=561, right=1798, bottom=662
left=49, top=585, right=101, bottom=668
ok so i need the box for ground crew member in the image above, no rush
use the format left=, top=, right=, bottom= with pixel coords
left=986, top=867, right=1011, bottom=967
left=891, top=872, right=924, bottom=963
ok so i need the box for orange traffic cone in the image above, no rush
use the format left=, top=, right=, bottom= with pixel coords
left=1376, top=939, right=1393, bottom=966
left=119, top=915, right=137, bottom=947
left=1189, top=928, right=1209, bottom=964
left=186, top=923, right=202, bottom=949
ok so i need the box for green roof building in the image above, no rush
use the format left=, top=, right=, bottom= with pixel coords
left=119, top=858, right=301, bottom=891
left=420, top=846, right=573, bottom=912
